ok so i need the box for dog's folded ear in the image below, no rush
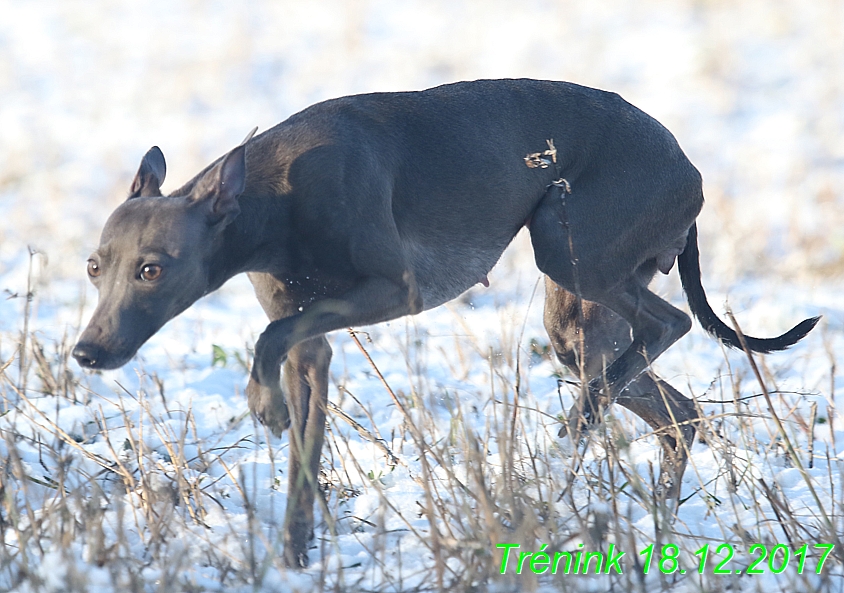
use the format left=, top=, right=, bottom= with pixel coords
left=188, top=143, right=247, bottom=226
left=128, top=146, right=166, bottom=199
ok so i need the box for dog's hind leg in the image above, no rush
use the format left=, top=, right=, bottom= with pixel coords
left=543, top=277, right=698, bottom=499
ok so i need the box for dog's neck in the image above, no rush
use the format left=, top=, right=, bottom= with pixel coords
left=207, top=195, right=292, bottom=292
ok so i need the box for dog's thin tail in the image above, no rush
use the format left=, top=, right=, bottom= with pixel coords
left=677, top=222, right=820, bottom=353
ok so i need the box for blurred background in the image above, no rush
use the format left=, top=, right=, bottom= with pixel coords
left=0, top=0, right=842, bottom=307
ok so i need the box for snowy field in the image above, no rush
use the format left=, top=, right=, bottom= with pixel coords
left=1, top=0, right=843, bottom=591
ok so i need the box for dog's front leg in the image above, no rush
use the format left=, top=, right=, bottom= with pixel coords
left=279, top=335, right=332, bottom=568
left=247, top=274, right=419, bottom=565
left=250, top=274, right=421, bottom=396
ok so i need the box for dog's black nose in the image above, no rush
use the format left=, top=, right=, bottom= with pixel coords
left=72, top=343, right=101, bottom=368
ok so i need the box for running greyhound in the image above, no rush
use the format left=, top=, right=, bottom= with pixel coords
left=72, top=79, right=818, bottom=567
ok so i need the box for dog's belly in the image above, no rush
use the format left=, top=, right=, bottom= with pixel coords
left=406, top=242, right=505, bottom=310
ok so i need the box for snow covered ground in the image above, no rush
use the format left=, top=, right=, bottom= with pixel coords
left=0, top=0, right=843, bottom=591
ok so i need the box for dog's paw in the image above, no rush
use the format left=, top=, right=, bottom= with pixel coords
left=558, top=384, right=606, bottom=440
left=558, top=408, right=597, bottom=441
left=246, top=376, right=290, bottom=436
left=283, top=518, right=315, bottom=569
left=283, top=546, right=310, bottom=569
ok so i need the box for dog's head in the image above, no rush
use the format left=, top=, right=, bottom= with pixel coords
left=73, top=140, right=248, bottom=370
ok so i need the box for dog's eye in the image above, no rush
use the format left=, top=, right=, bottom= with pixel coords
left=87, top=260, right=101, bottom=278
left=140, top=264, right=162, bottom=282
